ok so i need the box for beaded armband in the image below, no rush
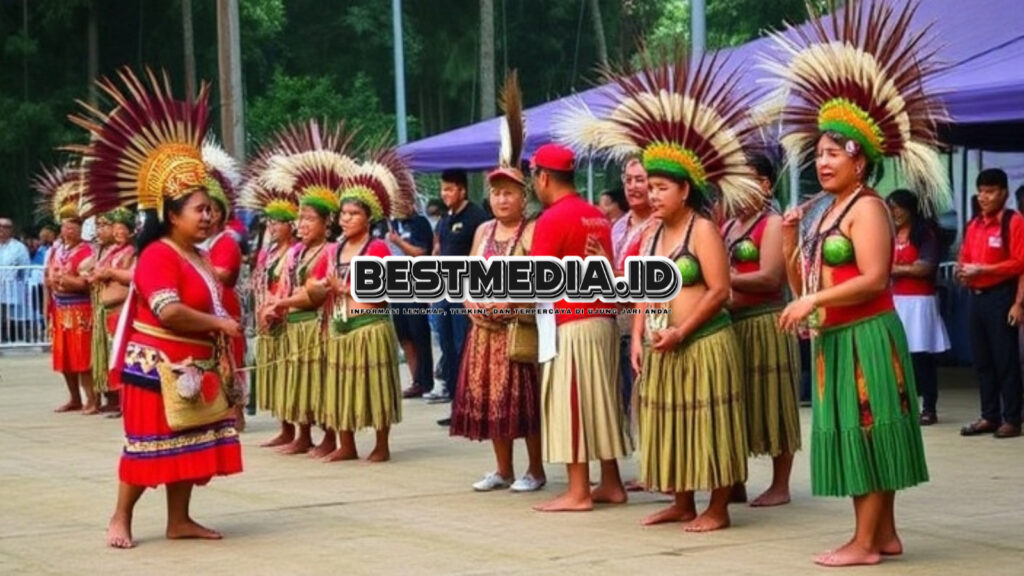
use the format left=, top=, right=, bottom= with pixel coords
left=148, top=289, right=181, bottom=316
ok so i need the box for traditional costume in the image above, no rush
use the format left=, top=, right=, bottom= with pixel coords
left=763, top=0, right=944, bottom=496
left=558, top=48, right=763, bottom=492
left=68, top=67, right=241, bottom=487
left=90, top=207, right=136, bottom=393
left=316, top=150, right=412, bottom=434
left=34, top=164, right=93, bottom=376
left=260, top=122, right=358, bottom=427
left=451, top=71, right=541, bottom=443
left=723, top=205, right=802, bottom=458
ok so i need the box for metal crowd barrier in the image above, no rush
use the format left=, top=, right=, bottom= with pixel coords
left=0, top=265, right=49, bottom=349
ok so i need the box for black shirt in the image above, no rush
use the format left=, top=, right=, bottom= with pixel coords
left=437, top=202, right=488, bottom=257
left=388, top=214, right=434, bottom=255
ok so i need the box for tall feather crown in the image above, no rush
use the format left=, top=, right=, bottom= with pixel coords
left=259, top=120, right=359, bottom=217
left=761, top=0, right=950, bottom=213
left=339, top=143, right=417, bottom=222
left=488, top=70, right=527, bottom=186
left=202, top=138, right=242, bottom=216
left=66, top=67, right=211, bottom=219
left=33, top=163, right=86, bottom=223
left=555, top=46, right=763, bottom=214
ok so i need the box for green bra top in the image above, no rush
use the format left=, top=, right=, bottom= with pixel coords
left=822, top=234, right=855, bottom=267
left=725, top=212, right=769, bottom=264
left=651, top=215, right=702, bottom=287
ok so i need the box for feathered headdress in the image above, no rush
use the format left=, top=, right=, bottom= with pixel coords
left=488, top=70, right=527, bottom=186
left=66, top=67, right=211, bottom=220
left=338, top=143, right=417, bottom=222
left=259, top=120, right=359, bottom=217
left=33, top=163, right=86, bottom=223
left=202, top=138, right=242, bottom=216
left=760, top=0, right=950, bottom=213
left=555, top=46, right=763, bottom=215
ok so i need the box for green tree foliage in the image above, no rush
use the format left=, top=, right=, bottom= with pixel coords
left=0, top=0, right=817, bottom=229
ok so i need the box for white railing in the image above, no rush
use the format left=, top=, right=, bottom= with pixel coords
left=0, top=265, right=49, bottom=349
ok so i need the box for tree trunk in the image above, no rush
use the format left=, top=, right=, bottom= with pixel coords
left=589, top=0, right=608, bottom=67
left=88, top=0, right=98, bottom=106
left=182, top=0, right=196, bottom=96
left=478, top=0, right=495, bottom=120
left=217, top=0, right=245, bottom=159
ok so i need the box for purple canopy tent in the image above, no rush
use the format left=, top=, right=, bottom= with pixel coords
left=399, top=0, right=1024, bottom=172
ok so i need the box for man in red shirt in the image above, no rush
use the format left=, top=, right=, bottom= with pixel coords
left=528, top=144, right=632, bottom=512
left=957, top=168, right=1024, bottom=438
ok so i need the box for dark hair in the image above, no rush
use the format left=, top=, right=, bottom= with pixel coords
left=135, top=191, right=206, bottom=253
left=818, top=131, right=882, bottom=183
left=441, top=169, right=468, bottom=189
left=601, top=188, right=629, bottom=213
left=748, top=153, right=777, bottom=186
left=1015, top=186, right=1024, bottom=213
left=649, top=171, right=712, bottom=216
left=977, top=168, right=1008, bottom=190
left=427, top=198, right=445, bottom=213
left=887, top=189, right=935, bottom=252
left=539, top=168, right=575, bottom=186
left=970, top=195, right=981, bottom=219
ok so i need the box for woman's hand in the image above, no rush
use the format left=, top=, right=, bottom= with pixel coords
left=650, top=326, right=684, bottom=352
left=630, top=336, right=644, bottom=376
left=218, top=317, right=243, bottom=339
left=778, top=295, right=817, bottom=332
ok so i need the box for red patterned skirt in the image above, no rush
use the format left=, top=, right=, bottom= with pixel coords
left=118, top=333, right=243, bottom=487
left=52, top=296, right=92, bottom=374
left=105, top=305, right=124, bottom=391
left=450, top=322, right=540, bottom=441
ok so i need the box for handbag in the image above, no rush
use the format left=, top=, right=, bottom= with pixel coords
left=157, top=355, right=233, bottom=432
left=507, top=316, right=538, bottom=364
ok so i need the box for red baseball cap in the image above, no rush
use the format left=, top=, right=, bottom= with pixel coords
left=530, top=143, right=575, bottom=172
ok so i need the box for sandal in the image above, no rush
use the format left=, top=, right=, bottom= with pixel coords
left=960, top=419, right=999, bottom=436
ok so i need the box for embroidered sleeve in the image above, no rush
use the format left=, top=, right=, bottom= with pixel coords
left=148, top=289, right=181, bottom=316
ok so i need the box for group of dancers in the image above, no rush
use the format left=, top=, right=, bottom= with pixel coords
left=34, top=0, right=948, bottom=566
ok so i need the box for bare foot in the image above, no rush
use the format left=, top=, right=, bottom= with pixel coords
left=814, top=542, right=881, bottom=567
left=309, top=438, right=336, bottom=459
left=750, top=486, right=791, bottom=507
left=366, top=447, right=390, bottom=463
left=259, top=432, right=294, bottom=448
left=54, top=402, right=82, bottom=413
left=591, top=482, right=628, bottom=505
left=729, top=484, right=747, bottom=504
left=321, top=446, right=359, bottom=462
left=641, top=504, right=697, bottom=526
left=166, top=518, right=223, bottom=540
left=107, top=514, right=134, bottom=549
left=533, top=492, right=594, bottom=512
left=878, top=535, right=903, bottom=556
left=277, top=437, right=312, bottom=455
left=82, top=404, right=101, bottom=415
left=684, top=509, right=731, bottom=533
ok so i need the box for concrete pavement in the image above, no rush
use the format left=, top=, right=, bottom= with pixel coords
left=1, top=353, right=1022, bottom=576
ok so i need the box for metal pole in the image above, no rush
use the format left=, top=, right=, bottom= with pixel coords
left=392, top=0, right=408, bottom=144
left=691, top=0, right=706, bottom=58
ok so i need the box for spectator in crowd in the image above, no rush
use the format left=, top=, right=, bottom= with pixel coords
left=888, top=189, right=950, bottom=425
left=431, top=170, right=488, bottom=425
left=598, top=188, right=628, bottom=223
left=957, top=168, right=1024, bottom=438
left=0, top=217, right=31, bottom=342
left=426, top=198, right=445, bottom=232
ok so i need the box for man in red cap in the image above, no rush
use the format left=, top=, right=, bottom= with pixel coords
left=528, top=143, right=632, bottom=512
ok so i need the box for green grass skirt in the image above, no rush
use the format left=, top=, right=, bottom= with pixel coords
left=811, top=311, right=929, bottom=497
left=281, top=314, right=324, bottom=425
left=732, top=306, right=802, bottom=457
left=255, top=325, right=287, bottom=416
left=638, top=324, right=748, bottom=492
left=323, top=317, right=402, bottom=431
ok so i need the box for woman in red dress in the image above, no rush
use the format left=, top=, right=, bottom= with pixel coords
left=203, top=141, right=247, bottom=430
left=69, top=68, right=243, bottom=549
left=34, top=164, right=96, bottom=413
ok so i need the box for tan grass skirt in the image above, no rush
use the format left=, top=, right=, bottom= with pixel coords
left=282, top=313, right=324, bottom=425
left=541, top=317, right=632, bottom=464
left=732, top=306, right=802, bottom=457
left=639, top=324, right=748, bottom=492
left=323, top=317, right=402, bottom=431
left=255, top=325, right=288, bottom=416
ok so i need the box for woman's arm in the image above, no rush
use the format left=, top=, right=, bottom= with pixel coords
left=158, top=302, right=239, bottom=336
left=781, top=209, right=804, bottom=296
left=730, top=214, right=785, bottom=294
